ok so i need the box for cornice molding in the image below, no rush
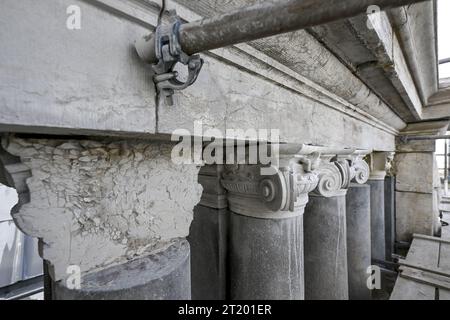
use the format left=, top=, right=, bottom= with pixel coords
left=87, top=0, right=400, bottom=136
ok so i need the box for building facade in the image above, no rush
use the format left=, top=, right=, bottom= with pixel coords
left=0, top=0, right=448, bottom=299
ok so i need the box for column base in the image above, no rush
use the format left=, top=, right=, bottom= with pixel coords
left=51, top=239, right=191, bottom=300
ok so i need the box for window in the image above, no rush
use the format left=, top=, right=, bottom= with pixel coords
left=438, top=0, right=450, bottom=79
left=436, top=134, right=450, bottom=181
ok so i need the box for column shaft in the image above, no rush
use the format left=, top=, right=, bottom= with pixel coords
left=304, top=194, right=348, bottom=300
left=188, top=205, right=227, bottom=300
left=368, top=179, right=386, bottom=262
left=346, top=183, right=371, bottom=300
left=188, top=165, right=228, bottom=300
left=229, top=211, right=304, bottom=300
left=384, top=176, right=396, bottom=261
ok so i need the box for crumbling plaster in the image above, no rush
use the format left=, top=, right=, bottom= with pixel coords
left=1, top=136, right=202, bottom=281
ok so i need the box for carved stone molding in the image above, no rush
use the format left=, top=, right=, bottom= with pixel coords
left=351, top=159, right=370, bottom=184
left=308, top=149, right=370, bottom=198
left=310, top=160, right=345, bottom=197
left=385, top=152, right=396, bottom=177
left=345, top=151, right=371, bottom=185
left=197, top=165, right=227, bottom=209
left=220, top=145, right=371, bottom=217
left=367, top=151, right=391, bottom=180
left=221, top=160, right=319, bottom=219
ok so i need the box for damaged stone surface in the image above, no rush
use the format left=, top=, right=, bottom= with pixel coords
left=394, top=120, right=448, bottom=241
left=174, top=0, right=406, bottom=131
left=1, top=136, right=202, bottom=281
left=0, top=0, right=397, bottom=152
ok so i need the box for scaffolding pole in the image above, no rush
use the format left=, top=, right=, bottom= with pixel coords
left=137, top=0, right=427, bottom=64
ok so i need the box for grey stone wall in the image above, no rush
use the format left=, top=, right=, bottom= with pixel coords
left=0, top=0, right=398, bottom=151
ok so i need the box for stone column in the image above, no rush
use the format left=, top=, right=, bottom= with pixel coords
left=384, top=153, right=396, bottom=261
left=305, top=193, right=347, bottom=300
left=367, top=152, right=388, bottom=262
left=395, top=121, right=449, bottom=242
left=345, top=155, right=371, bottom=300
left=188, top=165, right=228, bottom=300
left=303, top=153, right=367, bottom=300
left=221, top=152, right=319, bottom=300
left=0, top=135, right=203, bottom=299
left=346, top=184, right=371, bottom=300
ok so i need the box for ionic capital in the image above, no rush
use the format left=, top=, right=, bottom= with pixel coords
left=367, top=151, right=392, bottom=180
left=342, top=150, right=371, bottom=185
left=220, top=145, right=371, bottom=216
left=303, top=148, right=370, bottom=197
left=309, top=156, right=351, bottom=197
left=385, top=152, right=396, bottom=176
left=221, top=159, right=319, bottom=219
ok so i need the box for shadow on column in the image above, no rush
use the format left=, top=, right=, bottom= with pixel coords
left=188, top=205, right=227, bottom=300
left=384, top=176, right=395, bottom=261
left=304, top=194, right=348, bottom=300
left=346, top=183, right=371, bottom=300
left=229, top=212, right=304, bottom=300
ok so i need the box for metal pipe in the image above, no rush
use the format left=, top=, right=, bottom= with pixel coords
left=137, top=0, right=427, bottom=64
left=440, top=58, right=450, bottom=65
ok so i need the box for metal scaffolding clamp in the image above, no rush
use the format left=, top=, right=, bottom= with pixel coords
left=152, top=12, right=203, bottom=106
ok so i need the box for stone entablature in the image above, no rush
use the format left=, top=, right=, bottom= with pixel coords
left=0, top=0, right=399, bottom=153
left=220, top=145, right=371, bottom=219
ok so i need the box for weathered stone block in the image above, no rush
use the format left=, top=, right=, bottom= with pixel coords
left=304, top=195, right=348, bottom=300
left=396, top=191, right=435, bottom=242
left=0, top=0, right=156, bottom=136
left=395, top=153, right=435, bottom=194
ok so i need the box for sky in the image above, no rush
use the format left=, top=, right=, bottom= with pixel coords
left=439, top=0, right=450, bottom=79
left=0, top=184, right=18, bottom=221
